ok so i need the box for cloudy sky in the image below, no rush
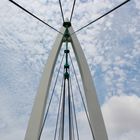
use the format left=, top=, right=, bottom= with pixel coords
left=0, top=0, right=140, bottom=140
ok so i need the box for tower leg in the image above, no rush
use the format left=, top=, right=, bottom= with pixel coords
left=69, top=27, right=108, bottom=140
left=24, top=27, right=65, bottom=140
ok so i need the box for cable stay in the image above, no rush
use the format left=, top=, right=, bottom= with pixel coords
left=69, top=53, right=96, bottom=140
left=69, top=77, right=80, bottom=140
left=70, top=0, right=76, bottom=22
left=54, top=76, right=64, bottom=140
left=38, top=52, right=65, bottom=140
left=59, top=0, right=65, bottom=23
left=68, top=79, right=72, bottom=140
left=70, top=93, right=76, bottom=140
left=9, top=0, right=63, bottom=35
left=72, top=0, right=131, bottom=34
left=60, top=75, right=66, bottom=140
left=9, top=0, right=130, bottom=36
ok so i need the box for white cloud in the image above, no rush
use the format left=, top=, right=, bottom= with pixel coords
left=102, top=95, right=140, bottom=140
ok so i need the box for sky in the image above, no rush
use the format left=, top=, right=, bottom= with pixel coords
left=0, top=0, right=140, bottom=140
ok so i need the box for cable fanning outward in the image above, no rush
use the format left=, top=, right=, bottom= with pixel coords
left=71, top=0, right=131, bottom=34
left=9, top=0, right=63, bottom=35
left=69, top=77, right=80, bottom=140
left=60, top=75, right=66, bottom=140
left=70, top=0, right=76, bottom=22
left=38, top=53, right=65, bottom=140
left=69, top=53, right=96, bottom=140
left=54, top=74, right=64, bottom=140
left=9, top=0, right=131, bottom=35
left=59, top=0, right=65, bottom=22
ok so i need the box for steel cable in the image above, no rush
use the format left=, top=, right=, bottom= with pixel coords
left=69, top=77, right=80, bottom=140
left=68, top=79, right=72, bottom=140
left=59, top=0, right=65, bottom=22
left=69, top=54, right=95, bottom=140
left=70, top=0, right=76, bottom=22
left=60, top=78, right=66, bottom=140
left=38, top=53, right=65, bottom=140
left=9, top=0, right=63, bottom=35
left=54, top=75, right=64, bottom=140
left=71, top=0, right=131, bottom=34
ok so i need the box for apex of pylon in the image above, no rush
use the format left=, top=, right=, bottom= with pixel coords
left=63, top=22, right=71, bottom=28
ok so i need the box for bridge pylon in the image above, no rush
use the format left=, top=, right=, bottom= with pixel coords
left=24, top=22, right=108, bottom=140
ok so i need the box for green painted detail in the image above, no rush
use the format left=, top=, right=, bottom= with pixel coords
left=63, top=23, right=70, bottom=78
left=64, top=29, right=70, bottom=38
left=64, top=72, right=69, bottom=79
left=64, top=64, right=69, bottom=69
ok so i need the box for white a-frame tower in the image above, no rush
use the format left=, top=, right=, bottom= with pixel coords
left=8, top=0, right=131, bottom=140
left=24, top=22, right=108, bottom=140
